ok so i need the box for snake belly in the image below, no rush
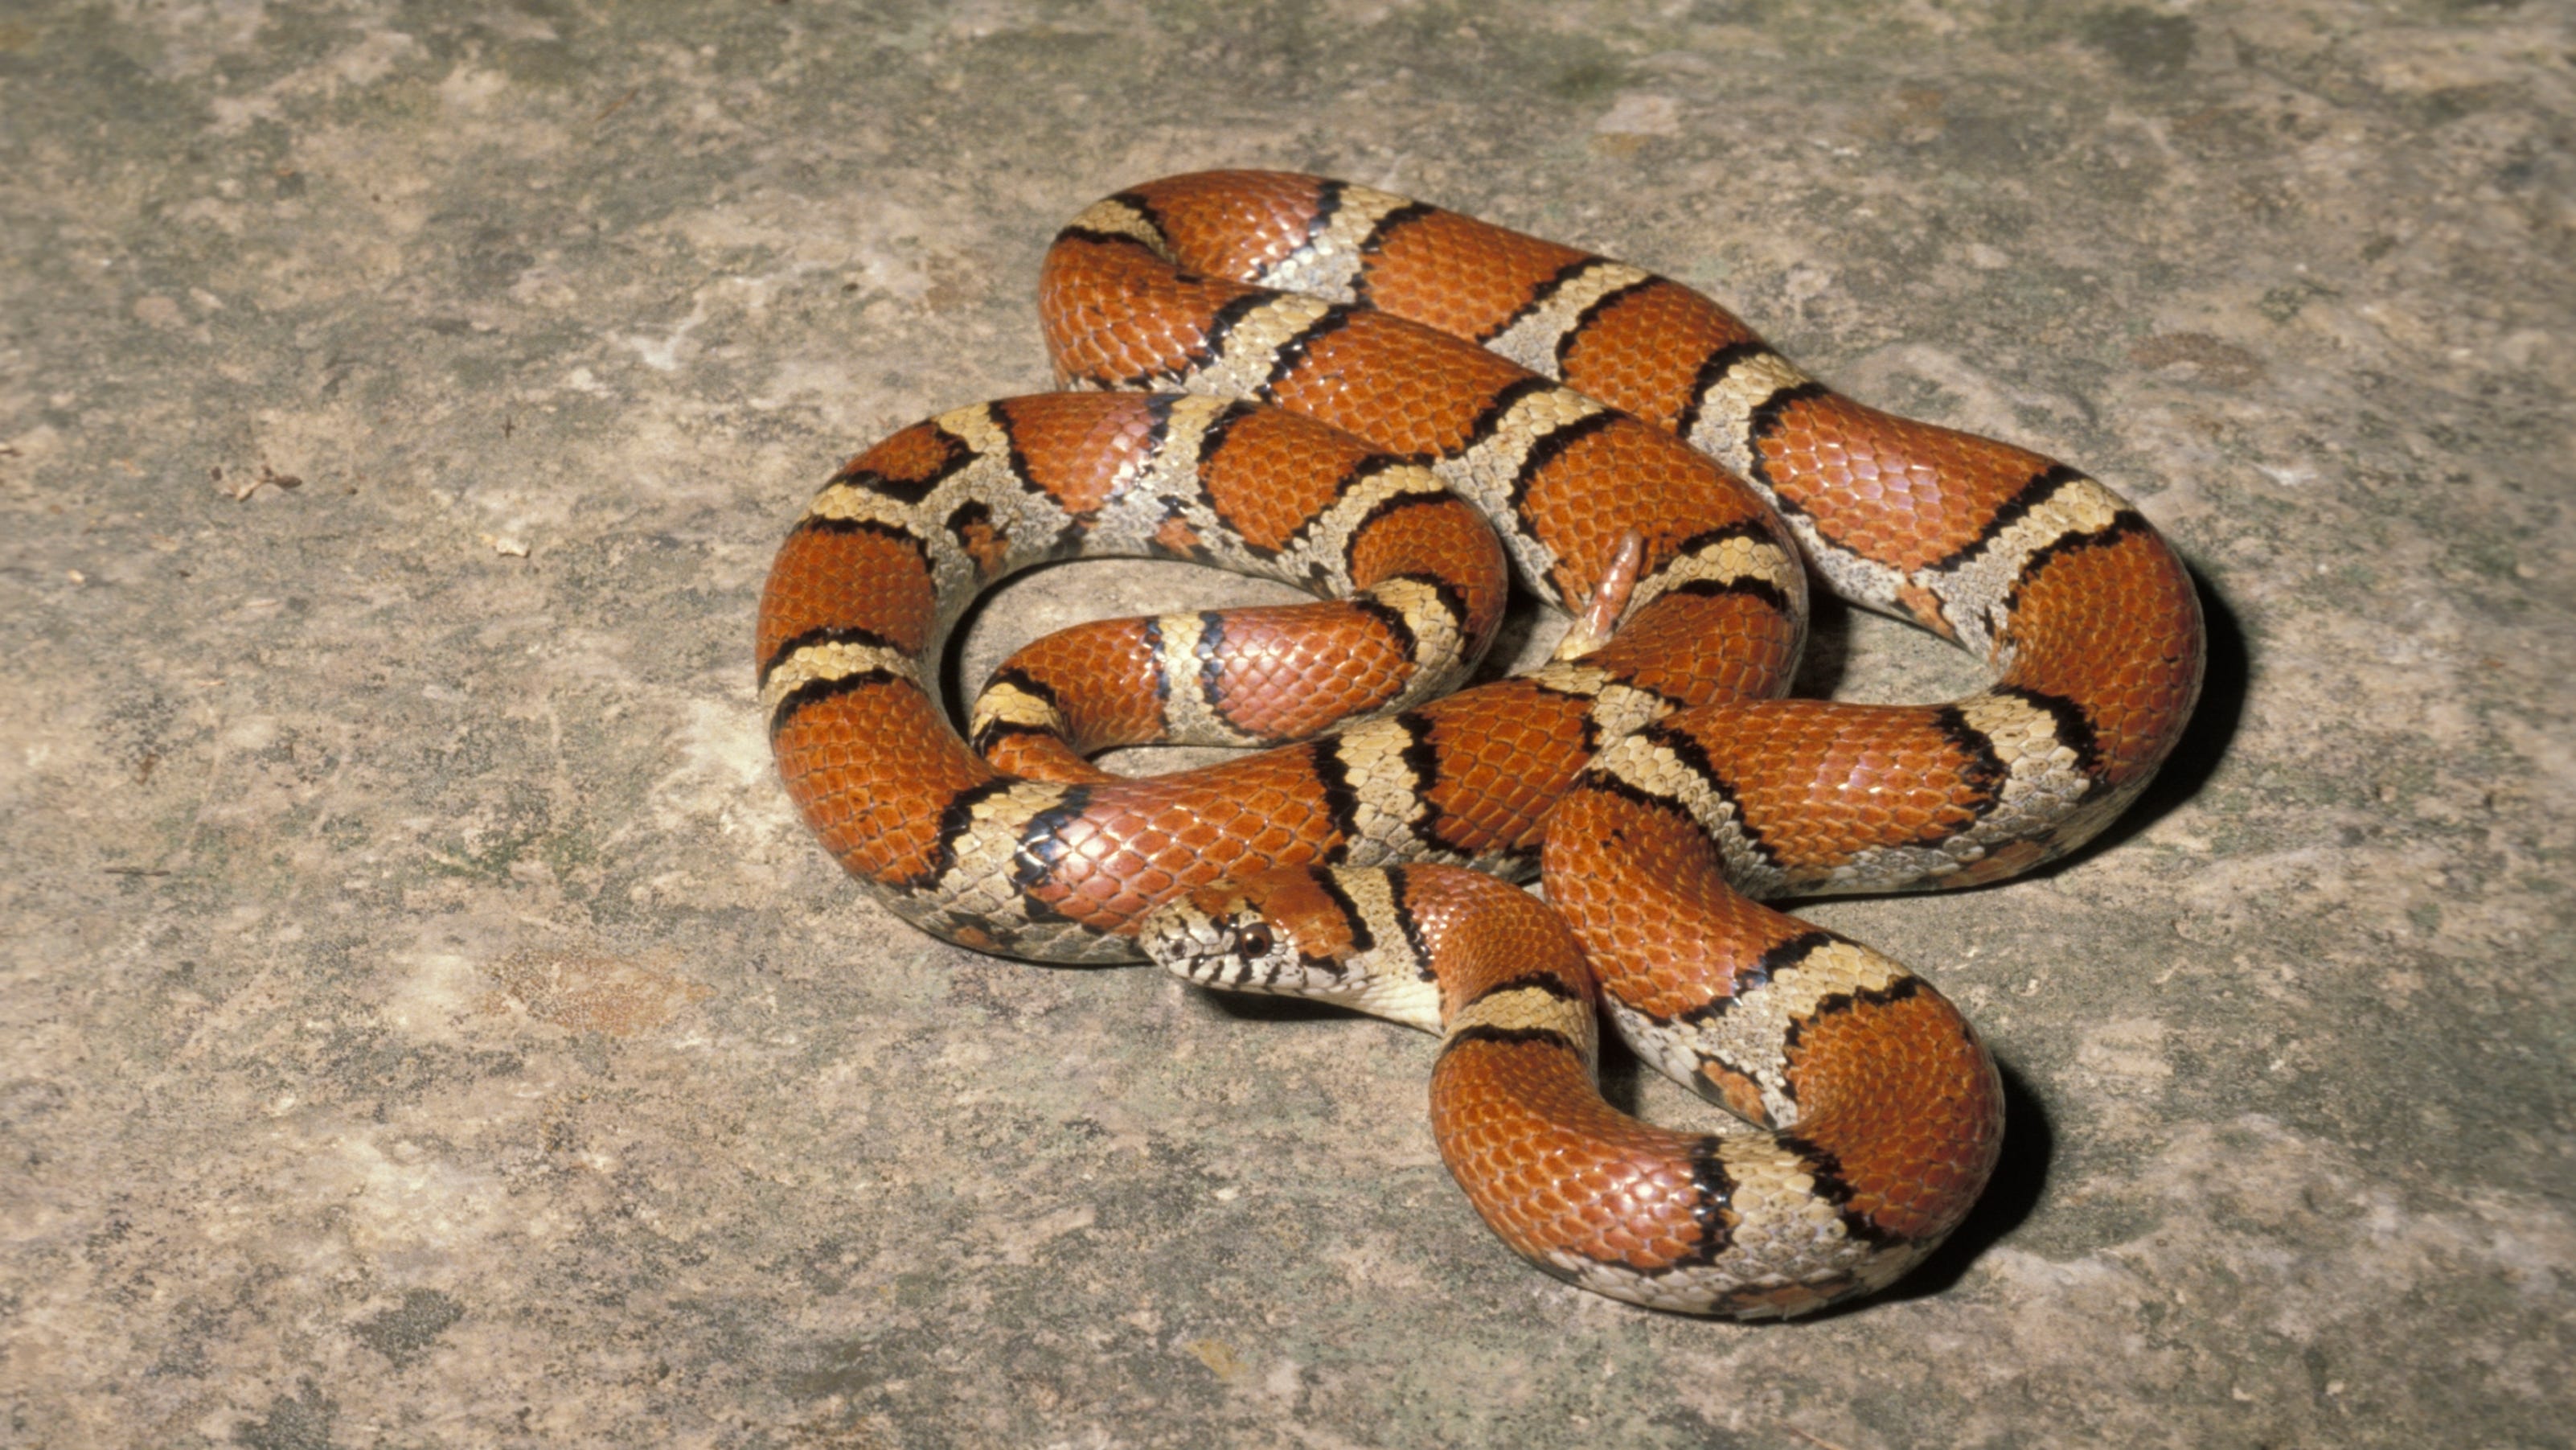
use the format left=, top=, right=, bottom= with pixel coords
left=757, top=171, right=2205, bottom=1314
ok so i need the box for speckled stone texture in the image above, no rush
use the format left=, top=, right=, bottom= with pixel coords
left=2, top=2, right=2569, bottom=1446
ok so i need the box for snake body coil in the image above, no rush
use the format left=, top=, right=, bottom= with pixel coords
left=757, top=172, right=2204, bottom=1317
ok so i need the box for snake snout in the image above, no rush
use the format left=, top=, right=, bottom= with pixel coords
left=1136, top=902, right=1238, bottom=983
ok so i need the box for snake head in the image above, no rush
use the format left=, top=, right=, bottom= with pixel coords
left=1137, top=876, right=1312, bottom=994
left=1137, top=867, right=1443, bottom=1033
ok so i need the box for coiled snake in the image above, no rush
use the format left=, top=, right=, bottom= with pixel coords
left=757, top=171, right=2204, bottom=1318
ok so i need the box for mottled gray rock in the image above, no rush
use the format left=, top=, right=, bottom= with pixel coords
left=2, top=2, right=2568, bottom=1446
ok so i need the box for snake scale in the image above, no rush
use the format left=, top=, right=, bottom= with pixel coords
left=757, top=171, right=2205, bottom=1317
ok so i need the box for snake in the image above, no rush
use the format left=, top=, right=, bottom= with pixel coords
left=756, top=170, right=2205, bottom=1317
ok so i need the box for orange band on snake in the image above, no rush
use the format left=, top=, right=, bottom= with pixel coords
left=756, top=171, right=2204, bottom=1315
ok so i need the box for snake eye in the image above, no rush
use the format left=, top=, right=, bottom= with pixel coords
left=1235, top=922, right=1275, bottom=959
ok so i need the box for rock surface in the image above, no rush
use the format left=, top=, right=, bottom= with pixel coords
left=2, top=2, right=2570, bottom=1445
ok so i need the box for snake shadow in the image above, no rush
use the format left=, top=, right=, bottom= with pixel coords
left=1590, top=1040, right=2054, bottom=1323
left=1793, top=561, right=2245, bottom=881
left=1097, top=567, right=2218, bottom=1328
left=1570, top=1031, right=2062, bottom=1324
left=1792, top=572, right=2237, bottom=1316
left=2016, top=561, right=2247, bottom=869
left=1804, top=1057, right=2054, bottom=1321
left=1204, top=997, right=2055, bottom=1324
